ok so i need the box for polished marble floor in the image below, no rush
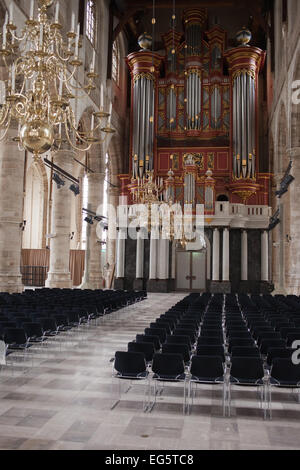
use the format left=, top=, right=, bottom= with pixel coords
left=0, top=293, right=300, bottom=450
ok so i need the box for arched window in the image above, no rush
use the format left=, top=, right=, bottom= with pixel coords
left=86, top=0, right=96, bottom=45
left=112, top=39, right=120, bottom=84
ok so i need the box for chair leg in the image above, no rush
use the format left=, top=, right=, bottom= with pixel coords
left=110, top=377, right=121, bottom=410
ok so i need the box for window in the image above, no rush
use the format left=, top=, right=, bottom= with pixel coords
left=112, top=39, right=120, bottom=84
left=86, top=0, right=96, bottom=45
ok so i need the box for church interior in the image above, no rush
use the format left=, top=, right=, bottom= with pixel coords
left=0, top=0, right=299, bottom=452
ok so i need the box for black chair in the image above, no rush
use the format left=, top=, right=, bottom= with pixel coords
left=260, top=339, right=286, bottom=355
left=145, top=327, right=167, bottom=344
left=196, top=345, right=225, bottom=362
left=162, top=343, right=191, bottom=364
left=257, top=332, right=281, bottom=347
left=150, top=353, right=187, bottom=413
left=136, top=334, right=161, bottom=351
left=165, top=335, right=192, bottom=350
left=228, top=357, right=268, bottom=419
left=128, top=341, right=155, bottom=363
left=188, top=355, right=225, bottom=415
left=286, top=333, right=300, bottom=348
left=231, top=347, right=261, bottom=358
left=228, top=338, right=255, bottom=353
left=173, top=328, right=197, bottom=343
left=266, top=347, right=293, bottom=367
left=22, top=323, right=47, bottom=344
left=268, top=358, right=300, bottom=419
left=197, top=336, right=224, bottom=346
left=4, top=328, right=30, bottom=351
left=153, top=320, right=173, bottom=334
left=111, top=351, right=150, bottom=411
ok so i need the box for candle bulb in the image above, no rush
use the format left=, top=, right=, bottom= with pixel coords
left=2, top=13, right=8, bottom=48
left=55, top=2, right=60, bottom=23
left=75, top=23, right=80, bottom=57
left=100, top=83, right=104, bottom=108
left=71, top=12, right=75, bottom=32
left=30, top=0, right=34, bottom=19
left=91, top=50, right=96, bottom=71
left=91, top=114, right=95, bottom=131
left=108, top=102, right=112, bottom=124
left=9, top=3, right=13, bottom=24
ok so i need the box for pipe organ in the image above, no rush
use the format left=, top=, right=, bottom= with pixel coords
left=116, top=8, right=272, bottom=294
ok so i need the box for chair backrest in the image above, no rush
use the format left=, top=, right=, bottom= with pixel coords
left=128, top=342, right=155, bottom=362
left=197, top=336, right=224, bottom=346
left=4, top=328, right=27, bottom=345
left=230, top=357, right=264, bottom=381
left=271, top=358, right=300, bottom=384
left=152, top=353, right=184, bottom=377
left=286, top=333, right=300, bottom=347
left=260, top=339, right=286, bottom=355
left=162, top=343, right=190, bottom=363
left=22, top=323, right=43, bottom=337
left=144, top=327, right=166, bottom=343
left=280, top=327, right=300, bottom=339
left=150, top=322, right=171, bottom=335
left=266, top=347, right=292, bottom=366
left=173, top=328, right=196, bottom=342
left=231, top=347, right=260, bottom=358
left=166, top=335, right=191, bottom=349
left=114, top=351, right=146, bottom=375
left=136, top=334, right=161, bottom=351
left=196, top=345, right=225, bottom=362
left=190, top=355, right=224, bottom=380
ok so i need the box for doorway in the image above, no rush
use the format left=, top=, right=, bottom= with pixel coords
left=176, top=250, right=207, bottom=291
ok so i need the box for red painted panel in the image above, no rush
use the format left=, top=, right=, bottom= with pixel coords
left=217, top=152, right=229, bottom=170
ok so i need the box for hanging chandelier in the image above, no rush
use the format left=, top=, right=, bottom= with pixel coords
left=0, top=0, right=115, bottom=157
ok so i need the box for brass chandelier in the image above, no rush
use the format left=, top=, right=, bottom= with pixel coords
left=0, top=0, right=115, bottom=157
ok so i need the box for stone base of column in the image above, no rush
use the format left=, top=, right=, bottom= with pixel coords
left=45, top=272, right=72, bottom=289
left=114, top=278, right=125, bottom=290
left=133, top=279, right=145, bottom=291
left=147, top=279, right=170, bottom=293
left=238, top=280, right=274, bottom=294
left=209, top=281, right=231, bottom=294
left=0, top=275, right=24, bottom=293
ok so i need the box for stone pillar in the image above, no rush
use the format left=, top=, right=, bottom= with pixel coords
left=106, top=187, right=119, bottom=287
left=212, top=228, right=220, bottom=281
left=222, top=228, right=230, bottom=281
left=0, top=130, right=25, bottom=293
left=261, top=230, right=269, bottom=282
left=46, top=150, right=73, bottom=288
left=287, top=148, right=300, bottom=294
left=84, top=172, right=105, bottom=289
left=133, top=230, right=145, bottom=290
left=149, top=233, right=158, bottom=280
left=158, top=238, right=169, bottom=280
left=116, top=228, right=126, bottom=279
left=241, top=230, right=248, bottom=281
left=136, top=231, right=144, bottom=278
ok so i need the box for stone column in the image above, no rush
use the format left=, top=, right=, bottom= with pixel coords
left=261, top=230, right=269, bottom=282
left=0, top=130, right=25, bottom=293
left=116, top=228, right=126, bottom=279
left=158, top=238, right=169, bottom=280
left=212, top=228, right=220, bottom=281
left=106, top=187, right=119, bottom=287
left=136, top=231, right=144, bottom=279
left=241, top=230, right=248, bottom=281
left=222, top=228, right=230, bottom=281
left=46, top=150, right=74, bottom=288
left=287, top=147, right=300, bottom=294
left=83, top=172, right=105, bottom=289
left=149, top=233, right=158, bottom=280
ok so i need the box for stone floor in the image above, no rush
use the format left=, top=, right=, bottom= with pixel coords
left=0, top=293, right=300, bottom=450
